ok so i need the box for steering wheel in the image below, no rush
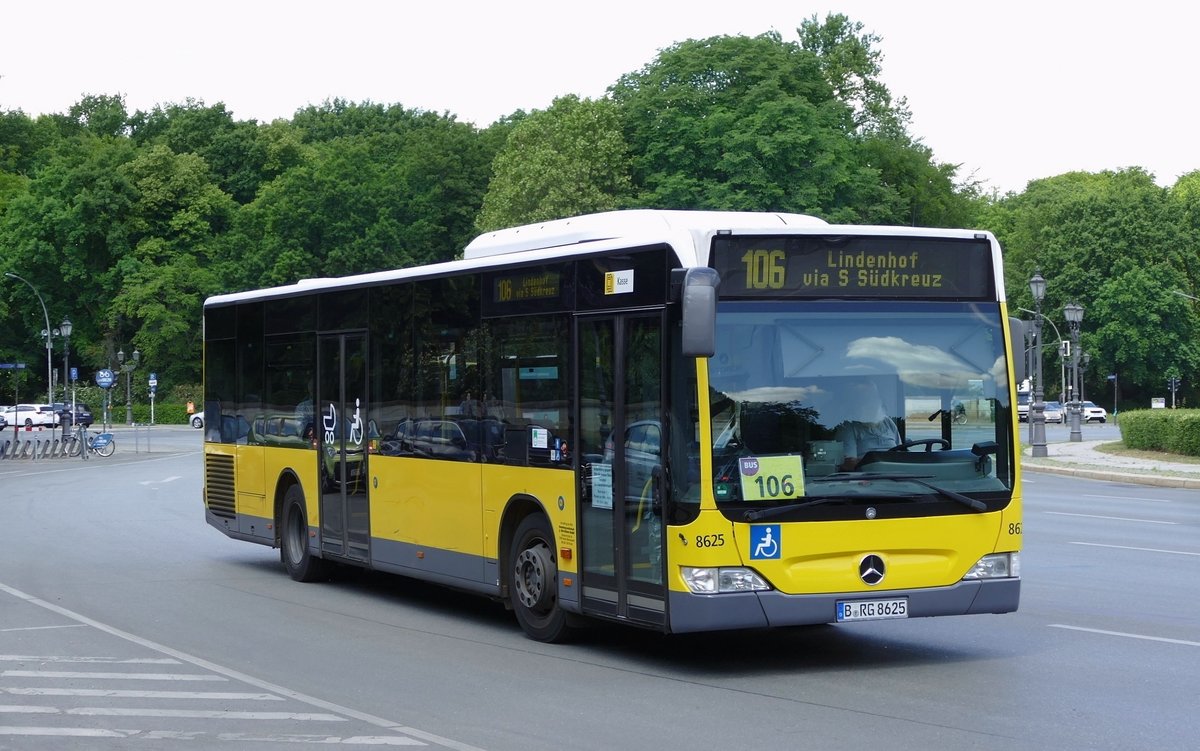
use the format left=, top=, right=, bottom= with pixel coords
left=890, top=438, right=950, bottom=453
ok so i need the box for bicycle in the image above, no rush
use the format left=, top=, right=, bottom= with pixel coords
left=67, top=428, right=116, bottom=458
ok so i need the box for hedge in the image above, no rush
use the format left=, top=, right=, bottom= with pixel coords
left=56, top=384, right=201, bottom=426
left=1118, top=409, right=1200, bottom=457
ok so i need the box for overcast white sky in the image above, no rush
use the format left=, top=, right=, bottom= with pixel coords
left=2, top=1, right=1197, bottom=194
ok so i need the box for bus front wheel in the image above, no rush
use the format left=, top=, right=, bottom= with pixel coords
left=509, top=515, right=571, bottom=643
left=281, top=485, right=326, bottom=582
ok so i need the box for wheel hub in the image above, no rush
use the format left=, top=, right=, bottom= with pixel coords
left=514, top=543, right=556, bottom=610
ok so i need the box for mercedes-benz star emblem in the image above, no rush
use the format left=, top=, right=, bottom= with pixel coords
left=859, top=554, right=886, bottom=586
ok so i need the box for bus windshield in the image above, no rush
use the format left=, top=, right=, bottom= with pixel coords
left=708, top=301, right=1015, bottom=520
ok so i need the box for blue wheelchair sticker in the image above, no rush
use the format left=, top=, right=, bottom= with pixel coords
left=749, top=524, right=781, bottom=560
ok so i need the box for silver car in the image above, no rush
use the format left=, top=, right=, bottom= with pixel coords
left=1042, top=401, right=1064, bottom=423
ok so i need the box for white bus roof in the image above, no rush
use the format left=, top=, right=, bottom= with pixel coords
left=463, top=209, right=828, bottom=259
left=206, top=209, right=999, bottom=306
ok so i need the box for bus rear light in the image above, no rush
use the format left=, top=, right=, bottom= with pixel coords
left=681, top=567, right=770, bottom=594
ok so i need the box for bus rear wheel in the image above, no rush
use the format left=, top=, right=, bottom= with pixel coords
left=281, top=485, right=326, bottom=582
left=509, top=515, right=571, bottom=643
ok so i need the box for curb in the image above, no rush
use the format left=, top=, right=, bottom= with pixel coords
left=1023, top=461, right=1200, bottom=489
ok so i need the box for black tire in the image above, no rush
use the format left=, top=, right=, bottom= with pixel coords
left=509, top=515, right=571, bottom=642
left=280, top=484, right=326, bottom=582
left=96, top=438, right=115, bottom=457
left=191, top=415, right=204, bottom=428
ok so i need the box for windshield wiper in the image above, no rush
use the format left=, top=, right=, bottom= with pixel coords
left=812, top=473, right=987, bottom=512
left=742, top=494, right=863, bottom=521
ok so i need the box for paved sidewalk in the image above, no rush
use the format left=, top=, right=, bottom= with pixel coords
left=1022, top=438, right=1200, bottom=489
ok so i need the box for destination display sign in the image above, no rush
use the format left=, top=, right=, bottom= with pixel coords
left=482, top=263, right=574, bottom=317
left=711, top=236, right=995, bottom=299
left=492, top=268, right=561, bottom=303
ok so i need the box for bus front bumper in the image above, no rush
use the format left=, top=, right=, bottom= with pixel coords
left=666, top=578, right=1019, bottom=633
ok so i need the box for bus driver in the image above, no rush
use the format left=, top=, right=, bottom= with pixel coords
left=836, top=380, right=900, bottom=470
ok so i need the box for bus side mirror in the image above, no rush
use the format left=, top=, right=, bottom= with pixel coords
left=1009, top=316, right=1027, bottom=384
left=679, top=267, right=720, bottom=358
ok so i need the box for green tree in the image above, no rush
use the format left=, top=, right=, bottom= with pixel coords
left=225, top=107, right=489, bottom=288
left=65, top=93, right=130, bottom=138
left=476, top=95, right=633, bottom=232
left=0, top=133, right=138, bottom=372
left=131, top=100, right=305, bottom=204
left=107, top=144, right=234, bottom=383
left=607, top=22, right=973, bottom=226
left=797, top=12, right=909, bottom=137
left=989, top=168, right=1198, bottom=404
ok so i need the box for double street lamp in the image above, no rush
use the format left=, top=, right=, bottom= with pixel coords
left=1064, top=302, right=1084, bottom=442
left=1028, top=271, right=1048, bottom=458
left=117, top=348, right=140, bottom=425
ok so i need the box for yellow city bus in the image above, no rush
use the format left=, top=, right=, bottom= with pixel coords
left=202, top=210, right=1023, bottom=641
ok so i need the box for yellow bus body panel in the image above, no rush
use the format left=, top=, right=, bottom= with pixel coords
left=666, top=509, right=1014, bottom=595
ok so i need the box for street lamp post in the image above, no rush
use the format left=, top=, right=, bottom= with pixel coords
left=1064, top=302, right=1084, bottom=442
left=117, top=348, right=140, bottom=425
left=1029, top=271, right=1048, bottom=458
left=4, top=272, right=53, bottom=409
left=58, top=319, right=74, bottom=427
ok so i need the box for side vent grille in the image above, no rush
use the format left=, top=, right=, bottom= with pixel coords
left=205, top=454, right=236, bottom=519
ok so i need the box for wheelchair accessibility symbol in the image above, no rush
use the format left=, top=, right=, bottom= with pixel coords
left=749, top=524, right=781, bottom=560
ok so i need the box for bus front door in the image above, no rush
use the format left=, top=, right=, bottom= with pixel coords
left=577, top=313, right=666, bottom=627
left=317, top=333, right=370, bottom=563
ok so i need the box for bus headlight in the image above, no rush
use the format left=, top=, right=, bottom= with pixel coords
left=681, top=567, right=771, bottom=594
left=962, top=552, right=1020, bottom=580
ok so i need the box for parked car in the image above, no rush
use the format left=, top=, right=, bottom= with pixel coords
left=2, top=404, right=58, bottom=427
left=1081, top=401, right=1108, bottom=423
left=1042, top=400, right=1064, bottom=423
left=53, top=402, right=94, bottom=428
left=190, top=411, right=205, bottom=428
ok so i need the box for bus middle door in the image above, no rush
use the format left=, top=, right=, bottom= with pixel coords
left=318, top=332, right=370, bottom=564
left=577, top=312, right=666, bottom=627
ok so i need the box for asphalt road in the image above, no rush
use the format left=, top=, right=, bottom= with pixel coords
left=0, top=427, right=1196, bottom=750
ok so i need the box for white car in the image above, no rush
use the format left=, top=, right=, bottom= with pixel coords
left=1081, top=401, right=1108, bottom=423
left=190, top=411, right=205, bottom=428
left=2, top=403, right=58, bottom=427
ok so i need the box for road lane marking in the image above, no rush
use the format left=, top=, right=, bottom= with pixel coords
left=0, top=728, right=422, bottom=744
left=139, top=475, right=182, bottom=486
left=1081, top=493, right=1172, bottom=503
left=71, top=708, right=343, bottom=720
left=3, top=688, right=283, bottom=700
left=0, top=726, right=131, bottom=737
left=0, top=655, right=178, bottom=663
left=0, top=580, right=483, bottom=751
left=1044, top=511, right=1177, bottom=524
left=1048, top=624, right=1200, bottom=648
left=0, top=625, right=87, bottom=633
left=2, top=671, right=226, bottom=681
left=1069, top=541, right=1200, bottom=557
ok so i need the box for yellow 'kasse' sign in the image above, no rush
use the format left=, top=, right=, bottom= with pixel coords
left=738, top=455, right=805, bottom=501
